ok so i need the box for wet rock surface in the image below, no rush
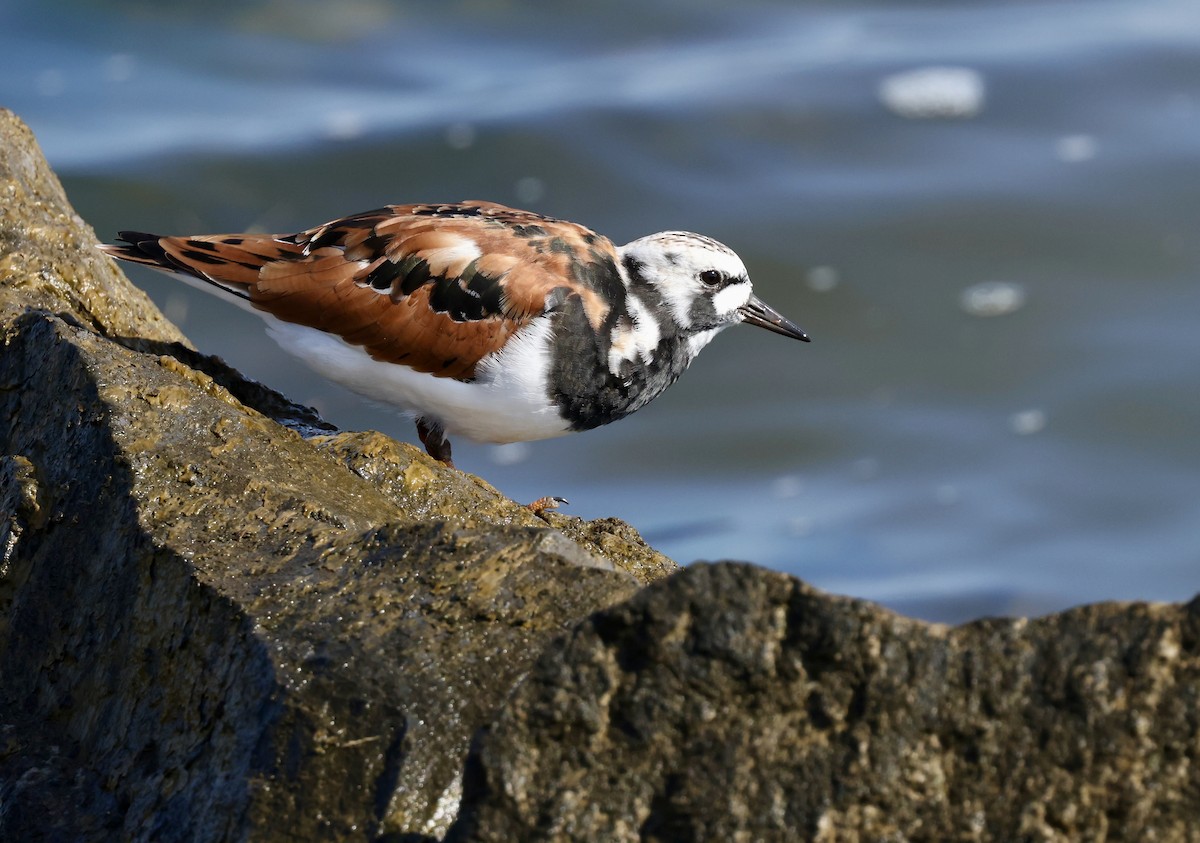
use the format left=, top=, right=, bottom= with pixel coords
left=2, top=109, right=1197, bottom=841
left=448, top=562, right=1200, bottom=842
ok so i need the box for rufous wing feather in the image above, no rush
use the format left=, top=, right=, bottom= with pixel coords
left=103, top=201, right=624, bottom=380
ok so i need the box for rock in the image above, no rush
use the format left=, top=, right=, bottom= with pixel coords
left=0, top=112, right=185, bottom=345
left=312, top=432, right=677, bottom=586
left=0, top=108, right=675, bottom=841
left=448, top=562, right=1200, bottom=842
left=4, top=107, right=1199, bottom=843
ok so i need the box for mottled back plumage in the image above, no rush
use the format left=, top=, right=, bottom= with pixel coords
left=104, top=201, right=621, bottom=380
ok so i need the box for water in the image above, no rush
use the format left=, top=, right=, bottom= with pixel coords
left=5, top=0, right=1198, bottom=622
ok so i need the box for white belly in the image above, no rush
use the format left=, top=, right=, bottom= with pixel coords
left=264, top=317, right=572, bottom=443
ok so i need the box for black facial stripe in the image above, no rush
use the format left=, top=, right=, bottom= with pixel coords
left=621, top=254, right=666, bottom=311
left=688, top=296, right=718, bottom=328
left=690, top=277, right=748, bottom=327
left=621, top=254, right=646, bottom=283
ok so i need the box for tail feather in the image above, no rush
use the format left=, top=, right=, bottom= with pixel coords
left=100, top=231, right=302, bottom=301
left=99, top=230, right=180, bottom=270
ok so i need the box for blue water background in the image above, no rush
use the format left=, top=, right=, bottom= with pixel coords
left=4, top=0, right=1198, bottom=621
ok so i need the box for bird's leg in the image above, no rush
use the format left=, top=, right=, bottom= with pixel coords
left=416, top=417, right=454, bottom=467
left=415, top=419, right=564, bottom=516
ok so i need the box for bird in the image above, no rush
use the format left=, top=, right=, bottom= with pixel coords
left=101, top=200, right=809, bottom=469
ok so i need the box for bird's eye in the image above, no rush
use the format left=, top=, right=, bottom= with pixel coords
left=699, top=269, right=723, bottom=286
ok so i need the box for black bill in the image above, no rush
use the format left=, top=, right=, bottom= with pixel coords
left=739, top=295, right=810, bottom=342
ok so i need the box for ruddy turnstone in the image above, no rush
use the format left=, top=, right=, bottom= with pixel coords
left=102, top=201, right=808, bottom=466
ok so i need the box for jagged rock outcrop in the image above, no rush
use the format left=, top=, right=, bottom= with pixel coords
left=2, top=109, right=1197, bottom=842
left=448, top=562, right=1200, bottom=841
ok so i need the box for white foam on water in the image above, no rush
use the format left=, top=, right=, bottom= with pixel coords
left=878, top=66, right=986, bottom=119
left=960, top=281, right=1027, bottom=317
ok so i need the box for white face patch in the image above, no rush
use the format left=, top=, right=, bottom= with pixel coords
left=712, top=280, right=752, bottom=319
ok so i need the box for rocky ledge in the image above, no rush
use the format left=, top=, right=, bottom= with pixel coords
left=1, top=109, right=1197, bottom=841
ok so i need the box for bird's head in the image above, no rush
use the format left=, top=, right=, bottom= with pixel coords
left=619, top=231, right=809, bottom=350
